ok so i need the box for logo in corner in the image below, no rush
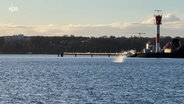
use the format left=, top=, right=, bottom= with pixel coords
left=9, top=6, right=19, bottom=12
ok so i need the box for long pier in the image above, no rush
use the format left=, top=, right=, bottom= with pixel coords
left=63, top=52, right=123, bottom=57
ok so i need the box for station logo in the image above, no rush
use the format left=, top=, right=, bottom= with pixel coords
left=9, top=6, right=19, bottom=12
left=9, top=0, right=19, bottom=12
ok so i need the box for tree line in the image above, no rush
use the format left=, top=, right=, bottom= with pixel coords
left=0, top=35, right=183, bottom=54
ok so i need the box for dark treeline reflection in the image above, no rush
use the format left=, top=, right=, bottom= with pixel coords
left=0, top=35, right=183, bottom=54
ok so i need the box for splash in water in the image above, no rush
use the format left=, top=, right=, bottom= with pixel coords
left=113, top=55, right=127, bottom=63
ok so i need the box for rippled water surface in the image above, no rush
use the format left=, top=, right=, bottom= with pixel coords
left=0, top=55, right=184, bottom=104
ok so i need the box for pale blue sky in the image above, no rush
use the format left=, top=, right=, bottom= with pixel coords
left=0, top=0, right=184, bottom=36
left=0, top=0, right=183, bottom=25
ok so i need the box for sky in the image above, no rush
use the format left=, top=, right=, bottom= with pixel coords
left=1, top=0, right=184, bottom=37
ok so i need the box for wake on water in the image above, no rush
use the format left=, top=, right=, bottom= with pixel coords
left=113, top=55, right=127, bottom=63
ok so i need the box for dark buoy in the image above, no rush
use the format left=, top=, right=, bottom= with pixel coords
left=60, top=52, right=64, bottom=57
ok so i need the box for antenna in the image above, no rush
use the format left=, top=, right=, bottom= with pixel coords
left=138, top=33, right=146, bottom=38
left=154, top=10, right=162, bottom=16
left=155, top=10, right=162, bottom=12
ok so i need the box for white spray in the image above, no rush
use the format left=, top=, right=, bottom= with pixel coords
left=113, top=55, right=127, bottom=63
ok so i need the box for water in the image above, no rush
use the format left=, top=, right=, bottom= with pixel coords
left=0, top=55, right=184, bottom=104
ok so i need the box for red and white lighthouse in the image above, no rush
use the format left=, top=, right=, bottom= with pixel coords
left=154, top=10, right=162, bottom=53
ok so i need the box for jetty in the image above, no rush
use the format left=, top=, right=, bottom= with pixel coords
left=63, top=52, right=123, bottom=57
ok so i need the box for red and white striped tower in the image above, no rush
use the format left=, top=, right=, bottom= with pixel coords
left=154, top=10, right=162, bottom=53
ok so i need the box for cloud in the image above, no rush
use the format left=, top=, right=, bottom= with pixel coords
left=163, top=13, right=181, bottom=23
left=142, top=13, right=181, bottom=24
left=140, top=13, right=184, bottom=37
left=0, top=13, right=184, bottom=37
left=142, top=17, right=154, bottom=25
